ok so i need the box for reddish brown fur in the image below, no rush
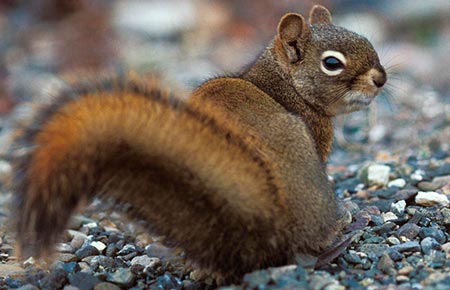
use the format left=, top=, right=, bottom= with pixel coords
left=12, top=5, right=386, bottom=285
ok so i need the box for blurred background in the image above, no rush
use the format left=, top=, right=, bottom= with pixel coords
left=0, top=0, right=449, bottom=163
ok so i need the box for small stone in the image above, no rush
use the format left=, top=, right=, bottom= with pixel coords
left=391, top=200, right=406, bottom=215
left=368, top=164, right=391, bottom=187
left=117, top=244, right=136, bottom=255
left=394, top=189, right=419, bottom=201
left=16, top=284, right=39, bottom=290
left=57, top=243, right=74, bottom=253
left=71, top=236, right=87, bottom=251
left=377, top=253, right=396, bottom=275
left=386, top=236, right=401, bottom=245
left=415, top=191, right=449, bottom=206
left=67, top=230, right=88, bottom=240
left=388, top=178, right=406, bottom=188
left=106, top=243, right=118, bottom=257
left=89, top=256, right=115, bottom=269
left=441, top=208, right=450, bottom=225
left=130, top=255, right=161, bottom=270
left=419, top=228, right=446, bottom=244
left=396, top=275, right=410, bottom=282
left=22, top=257, right=36, bottom=268
left=441, top=243, right=450, bottom=253
left=421, top=237, right=441, bottom=255
left=62, top=262, right=80, bottom=273
left=75, top=245, right=100, bottom=260
left=359, top=244, right=389, bottom=257
left=90, top=241, right=107, bottom=253
left=390, top=241, right=420, bottom=253
left=94, top=282, right=121, bottom=290
left=398, top=265, right=414, bottom=275
left=397, top=223, right=421, bottom=240
left=382, top=212, right=398, bottom=222
left=156, top=273, right=183, bottom=290
left=63, top=286, right=80, bottom=290
left=106, top=268, right=136, bottom=287
left=411, top=169, right=425, bottom=181
left=68, top=272, right=100, bottom=290
left=418, top=175, right=450, bottom=191
left=386, top=249, right=404, bottom=261
left=372, top=222, right=397, bottom=236
left=344, top=251, right=361, bottom=264
left=57, top=253, right=78, bottom=263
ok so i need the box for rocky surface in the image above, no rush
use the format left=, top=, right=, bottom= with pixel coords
left=0, top=1, right=449, bottom=290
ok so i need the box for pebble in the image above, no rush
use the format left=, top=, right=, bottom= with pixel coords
left=57, top=243, right=74, bottom=253
left=367, top=164, right=391, bottom=187
left=386, top=236, right=401, bottom=245
left=16, top=285, right=39, bottom=290
left=57, top=253, right=78, bottom=263
left=377, top=253, right=396, bottom=275
left=388, top=178, right=406, bottom=188
left=130, top=255, right=161, bottom=270
left=415, top=191, right=449, bottom=206
left=382, top=212, right=398, bottom=222
left=90, top=241, right=107, bottom=253
left=359, top=244, right=389, bottom=257
left=75, top=245, right=100, bottom=260
left=421, top=237, right=441, bottom=255
left=94, top=282, right=121, bottom=290
left=398, top=265, right=414, bottom=275
left=397, top=223, right=421, bottom=239
left=390, top=241, right=421, bottom=253
left=106, top=268, right=136, bottom=287
left=391, top=200, right=406, bottom=215
left=89, top=255, right=115, bottom=269
left=68, top=272, right=100, bottom=290
left=419, top=227, right=446, bottom=244
left=117, top=244, right=136, bottom=255
left=418, top=175, right=450, bottom=191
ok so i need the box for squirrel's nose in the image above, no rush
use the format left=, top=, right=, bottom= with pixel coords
left=372, top=67, right=387, bottom=88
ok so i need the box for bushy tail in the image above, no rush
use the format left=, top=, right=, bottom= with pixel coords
left=11, top=75, right=288, bottom=282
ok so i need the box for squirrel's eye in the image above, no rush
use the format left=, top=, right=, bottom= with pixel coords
left=323, top=57, right=343, bottom=71
left=320, top=50, right=346, bottom=76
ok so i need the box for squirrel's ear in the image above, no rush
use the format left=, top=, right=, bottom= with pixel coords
left=309, top=5, right=332, bottom=25
left=277, top=13, right=310, bottom=63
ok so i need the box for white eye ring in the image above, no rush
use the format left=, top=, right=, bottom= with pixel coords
left=320, top=50, right=346, bottom=76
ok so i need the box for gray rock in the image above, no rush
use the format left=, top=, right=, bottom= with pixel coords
left=421, top=237, right=441, bottom=255
left=367, top=164, right=391, bottom=187
left=89, top=255, right=115, bottom=269
left=106, top=268, right=136, bottom=287
left=94, top=282, right=121, bottom=290
left=419, top=227, right=446, bottom=244
left=386, top=249, right=404, bottom=261
left=75, top=245, right=100, bottom=260
left=377, top=253, right=396, bottom=275
left=16, top=284, right=39, bottom=290
left=359, top=244, right=389, bottom=257
left=390, top=241, right=421, bottom=253
left=397, top=223, right=421, bottom=239
left=68, top=272, right=100, bottom=290
left=130, top=255, right=161, bottom=270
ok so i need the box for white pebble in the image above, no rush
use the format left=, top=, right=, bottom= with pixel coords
left=411, top=169, right=425, bottom=181
left=388, top=178, right=406, bottom=188
left=415, top=191, right=449, bottom=207
left=391, top=200, right=406, bottom=215
left=90, top=241, right=107, bottom=253
left=368, top=164, right=391, bottom=187
left=382, top=212, right=398, bottom=222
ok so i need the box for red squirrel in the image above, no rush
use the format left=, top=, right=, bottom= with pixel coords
left=12, top=5, right=386, bottom=284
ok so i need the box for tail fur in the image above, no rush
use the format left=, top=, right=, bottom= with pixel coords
left=11, top=75, right=290, bottom=282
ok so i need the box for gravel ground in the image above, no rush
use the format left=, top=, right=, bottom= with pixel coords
left=0, top=1, right=449, bottom=289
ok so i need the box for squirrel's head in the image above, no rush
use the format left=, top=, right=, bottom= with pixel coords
left=273, top=5, right=386, bottom=116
